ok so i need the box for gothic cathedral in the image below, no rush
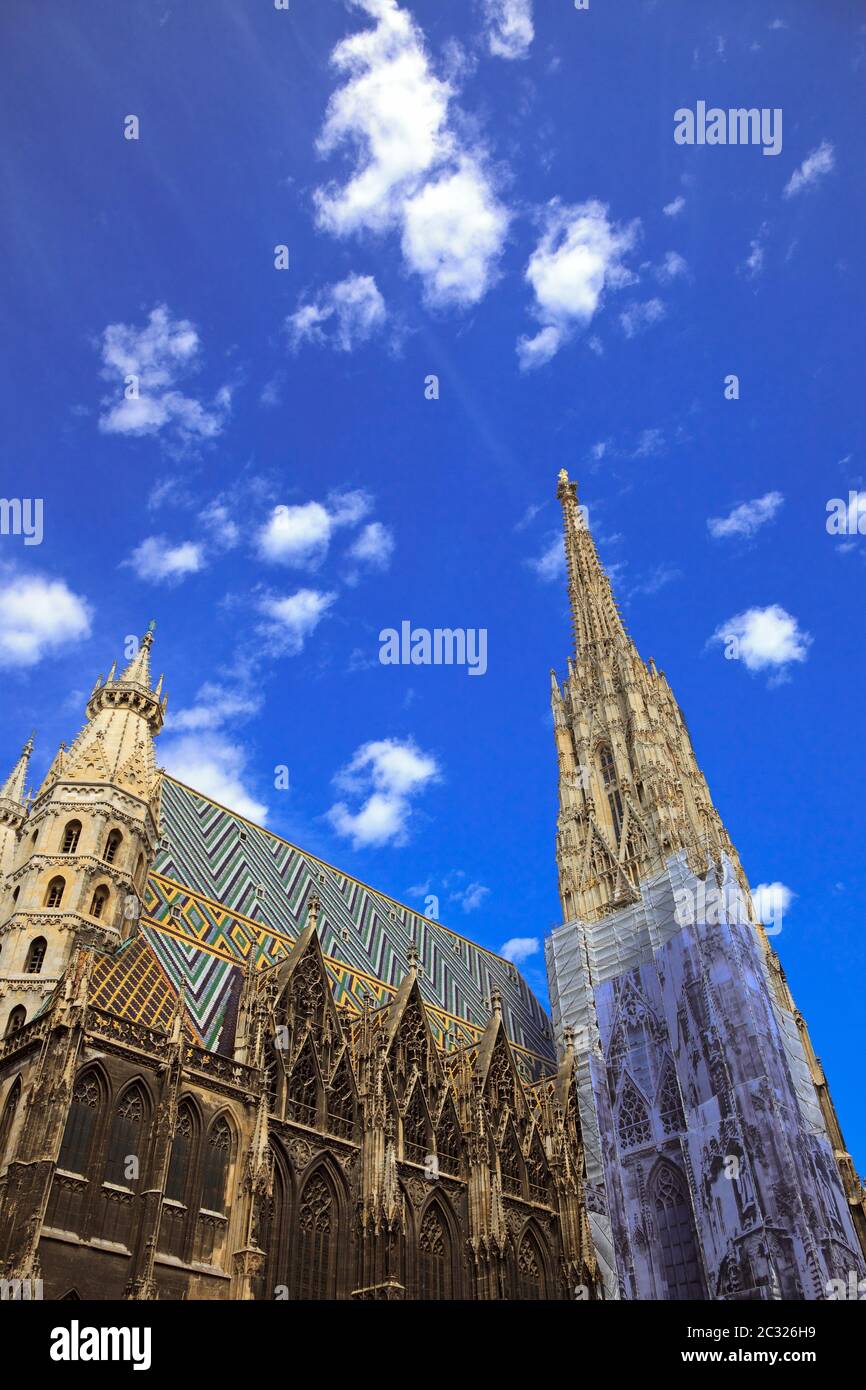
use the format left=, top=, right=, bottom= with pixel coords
left=0, top=475, right=863, bottom=1300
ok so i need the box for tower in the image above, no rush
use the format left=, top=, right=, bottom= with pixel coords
left=0, top=627, right=166, bottom=1040
left=545, top=470, right=866, bottom=1300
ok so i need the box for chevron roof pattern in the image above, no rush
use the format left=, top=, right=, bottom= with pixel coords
left=127, top=775, right=556, bottom=1075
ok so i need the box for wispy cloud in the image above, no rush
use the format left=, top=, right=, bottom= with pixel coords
left=160, top=732, right=268, bottom=824
left=783, top=141, right=835, bottom=198
left=481, top=0, right=534, bottom=60
left=708, top=492, right=784, bottom=540
left=287, top=273, right=386, bottom=352
left=620, top=297, right=666, bottom=338
left=123, top=536, right=206, bottom=585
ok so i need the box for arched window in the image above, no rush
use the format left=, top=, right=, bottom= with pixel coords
left=134, top=854, right=145, bottom=889
left=417, top=1204, right=452, bottom=1300
left=61, top=820, right=82, bottom=854
left=650, top=1161, right=705, bottom=1299
left=5, top=1006, right=26, bottom=1037
left=24, top=937, right=47, bottom=975
left=285, top=1042, right=319, bottom=1126
left=165, top=1103, right=195, bottom=1203
left=435, top=1103, right=462, bottom=1176
left=598, top=744, right=624, bottom=842
left=402, top=1084, right=429, bottom=1165
left=104, top=1085, right=147, bottom=1188
left=89, top=886, right=109, bottom=920
left=326, top=1052, right=356, bottom=1139
left=516, top=1230, right=547, bottom=1300
left=200, top=1118, right=231, bottom=1213
left=296, top=1170, right=337, bottom=1299
left=658, top=1063, right=685, bottom=1136
left=103, top=830, right=122, bottom=864
left=45, top=877, right=65, bottom=909
left=57, top=1072, right=102, bottom=1175
left=498, top=1123, right=524, bottom=1198
left=0, top=1077, right=22, bottom=1166
left=618, top=1077, right=651, bottom=1150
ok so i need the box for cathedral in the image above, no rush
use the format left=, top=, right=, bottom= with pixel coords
left=0, top=471, right=863, bottom=1301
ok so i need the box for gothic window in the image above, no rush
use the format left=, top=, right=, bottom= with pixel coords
left=24, top=936, right=46, bottom=974
left=104, top=830, right=122, bottom=864
left=58, top=1072, right=102, bottom=1175
left=417, top=1204, right=452, bottom=1300
left=165, top=1103, right=195, bottom=1203
left=525, top=1131, right=548, bottom=1200
left=598, top=744, right=624, bottom=842
left=402, top=1084, right=429, bottom=1165
left=296, top=1171, right=336, bottom=1299
left=617, top=1078, right=651, bottom=1150
left=134, top=854, right=145, bottom=889
left=516, top=1230, right=547, bottom=1301
left=285, top=1042, right=319, bottom=1126
left=0, top=1077, right=22, bottom=1167
left=62, top=820, right=82, bottom=854
left=89, top=886, right=109, bottom=920
left=499, top=1123, right=524, bottom=1198
left=650, top=1162, right=705, bottom=1299
left=5, top=1006, right=26, bottom=1037
left=435, top=1104, right=462, bottom=1176
left=658, top=1064, right=685, bottom=1136
left=201, top=1118, right=231, bottom=1213
left=104, top=1085, right=147, bottom=1188
left=326, top=1053, right=356, bottom=1140
left=45, top=877, right=65, bottom=909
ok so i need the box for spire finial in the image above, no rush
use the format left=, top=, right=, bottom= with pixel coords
left=406, top=941, right=419, bottom=976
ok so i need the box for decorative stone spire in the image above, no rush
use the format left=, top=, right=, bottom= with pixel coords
left=86, top=622, right=166, bottom=735
left=551, top=470, right=748, bottom=924
left=0, top=734, right=34, bottom=812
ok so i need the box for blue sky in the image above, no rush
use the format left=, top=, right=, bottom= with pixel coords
left=1, top=0, right=865, bottom=1160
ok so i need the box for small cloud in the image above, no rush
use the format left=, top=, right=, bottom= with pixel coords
left=752, top=881, right=794, bottom=927
left=327, top=737, right=440, bottom=849
left=97, top=304, right=230, bottom=445
left=481, top=0, right=534, bottom=60
left=620, top=298, right=666, bottom=338
left=518, top=198, right=640, bottom=369
left=257, top=490, right=372, bottom=570
left=629, top=564, right=681, bottom=597
left=450, top=882, right=490, bottom=913
left=499, top=935, right=540, bottom=964
left=710, top=604, right=812, bottom=678
left=741, top=223, right=769, bottom=278
left=161, top=732, right=268, bottom=824
left=783, top=141, right=835, bottom=199
left=632, top=427, right=665, bottom=459
left=708, top=492, right=784, bottom=540
left=346, top=521, right=395, bottom=577
left=124, top=536, right=205, bottom=585
left=655, top=251, right=689, bottom=282
left=0, top=569, right=92, bottom=669
left=663, top=195, right=685, bottom=217
left=287, top=273, right=386, bottom=353
left=168, top=682, right=263, bottom=734
left=257, top=588, right=337, bottom=656
left=527, top=535, right=565, bottom=582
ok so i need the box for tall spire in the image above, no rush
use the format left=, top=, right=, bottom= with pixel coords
left=0, top=734, right=34, bottom=807
left=557, top=469, right=629, bottom=654
left=85, top=623, right=166, bottom=736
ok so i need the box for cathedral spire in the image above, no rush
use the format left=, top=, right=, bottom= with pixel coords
left=557, top=469, right=630, bottom=654
left=0, top=733, right=34, bottom=807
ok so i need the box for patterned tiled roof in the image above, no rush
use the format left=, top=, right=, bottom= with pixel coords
left=110, top=775, right=556, bottom=1077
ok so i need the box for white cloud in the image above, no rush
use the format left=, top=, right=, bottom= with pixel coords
left=288, top=273, right=386, bottom=352
left=98, top=305, right=230, bottom=443
left=314, top=0, right=509, bottom=307
left=752, top=881, right=794, bottom=928
left=500, top=935, right=539, bottom=964
left=346, top=520, right=395, bottom=574
left=743, top=228, right=767, bottom=278
left=257, top=490, right=372, bottom=569
left=481, top=0, right=534, bottom=60
left=327, top=736, right=439, bottom=848
left=711, top=604, right=812, bottom=675
left=169, top=682, right=263, bottom=733
left=663, top=195, right=685, bottom=217
left=656, top=251, right=688, bottom=282
left=124, top=535, right=205, bottom=585
left=518, top=199, right=639, bottom=368
left=620, top=297, right=666, bottom=338
left=708, top=492, right=784, bottom=540
left=0, top=570, right=92, bottom=669
left=160, top=733, right=268, bottom=824
left=783, top=141, right=835, bottom=198
left=632, top=427, right=665, bottom=458
left=258, top=589, right=337, bottom=656
left=451, top=881, right=491, bottom=913
left=527, top=535, right=565, bottom=582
